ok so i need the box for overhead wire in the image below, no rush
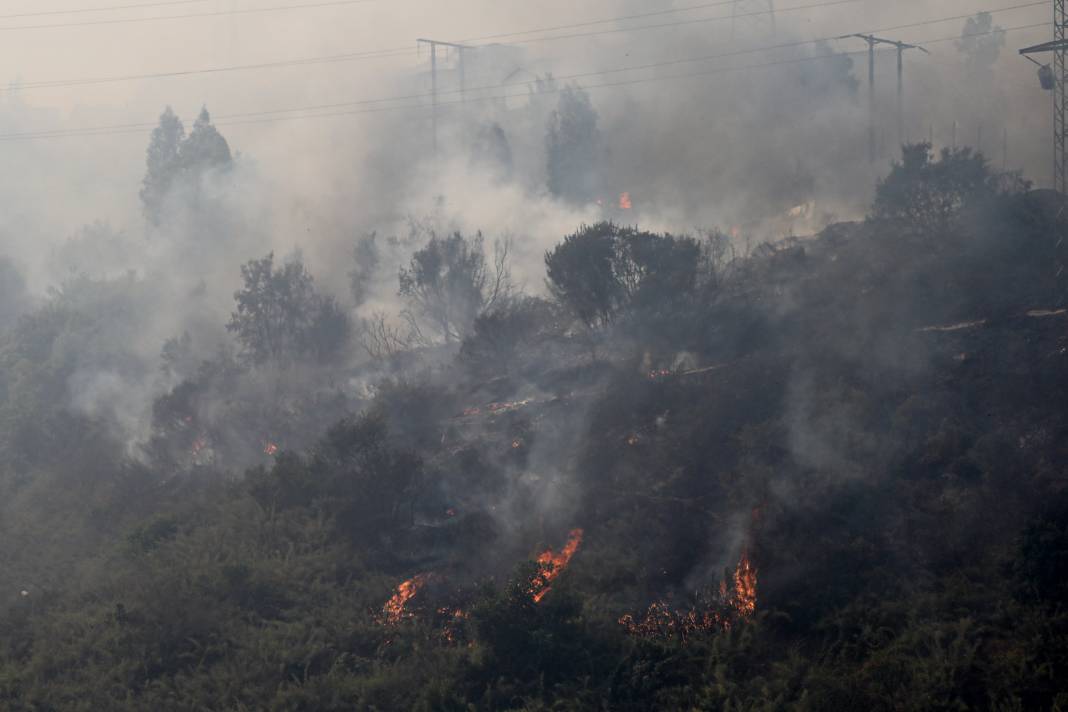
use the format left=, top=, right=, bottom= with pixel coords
left=0, top=0, right=852, bottom=91
left=0, top=0, right=375, bottom=31
left=0, top=49, right=889, bottom=140
left=1, top=0, right=1044, bottom=92
left=0, top=0, right=209, bottom=20
left=0, top=20, right=1047, bottom=142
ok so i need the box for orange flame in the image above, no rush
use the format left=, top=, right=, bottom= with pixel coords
left=381, top=573, right=432, bottom=624
left=732, top=551, right=757, bottom=618
left=530, top=528, right=584, bottom=603
left=619, top=192, right=633, bottom=210
left=263, top=441, right=279, bottom=456
left=620, top=551, right=757, bottom=641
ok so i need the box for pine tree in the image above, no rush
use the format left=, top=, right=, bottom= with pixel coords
left=140, top=107, right=185, bottom=226
left=179, top=107, right=232, bottom=176
left=546, top=86, right=601, bottom=205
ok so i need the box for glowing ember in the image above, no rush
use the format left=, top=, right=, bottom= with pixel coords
left=445, top=507, right=457, bottom=518
left=620, top=551, right=757, bottom=641
left=619, top=601, right=726, bottom=641
left=439, top=607, right=469, bottom=643
left=380, top=573, right=432, bottom=625
left=619, top=192, right=633, bottom=210
left=626, top=434, right=640, bottom=446
left=263, top=441, right=279, bottom=456
left=648, top=368, right=672, bottom=380
left=530, top=529, right=584, bottom=603
left=511, top=439, right=523, bottom=449
left=732, top=551, right=757, bottom=618
left=191, top=437, right=208, bottom=455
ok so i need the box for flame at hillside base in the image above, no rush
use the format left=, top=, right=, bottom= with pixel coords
left=530, top=528, right=584, bottom=603
left=381, top=573, right=433, bottom=625
left=733, top=551, right=757, bottom=617
left=620, top=551, right=757, bottom=641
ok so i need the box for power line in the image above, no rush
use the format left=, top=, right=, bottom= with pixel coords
left=1, top=48, right=414, bottom=92
left=0, top=0, right=374, bottom=31
left=457, top=0, right=744, bottom=42
left=0, top=50, right=886, bottom=140
left=0, top=0, right=844, bottom=92
left=2, top=0, right=1044, bottom=94
left=0, top=0, right=840, bottom=92
left=460, top=0, right=1045, bottom=50
left=0, top=19, right=1047, bottom=142
left=485, top=2, right=1048, bottom=82
left=0, top=0, right=208, bottom=20
left=464, top=0, right=861, bottom=48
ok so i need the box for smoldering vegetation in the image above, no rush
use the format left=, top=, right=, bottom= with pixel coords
left=0, top=5, right=1066, bottom=709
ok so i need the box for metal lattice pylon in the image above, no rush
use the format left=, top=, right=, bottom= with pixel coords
left=1055, top=0, right=1066, bottom=193
left=731, top=0, right=776, bottom=39
left=1020, top=1, right=1068, bottom=192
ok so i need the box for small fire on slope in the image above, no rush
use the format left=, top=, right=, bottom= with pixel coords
left=620, top=551, right=758, bottom=641
left=530, top=529, right=584, bottom=603
left=380, top=573, right=433, bottom=625
left=732, top=550, right=757, bottom=617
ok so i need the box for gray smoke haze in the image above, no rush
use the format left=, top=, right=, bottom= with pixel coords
left=0, top=0, right=1056, bottom=457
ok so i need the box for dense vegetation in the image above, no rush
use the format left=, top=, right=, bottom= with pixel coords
left=1, top=144, right=1068, bottom=710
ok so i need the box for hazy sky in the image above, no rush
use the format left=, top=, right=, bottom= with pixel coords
left=0, top=0, right=1056, bottom=273
left=0, top=0, right=1051, bottom=135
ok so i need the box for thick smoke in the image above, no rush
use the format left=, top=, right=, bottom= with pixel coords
left=0, top=0, right=1056, bottom=574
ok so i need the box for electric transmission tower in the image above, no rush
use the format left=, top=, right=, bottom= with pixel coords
left=1020, top=0, right=1067, bottom=193
left=731, top=0, right=776, bottom=40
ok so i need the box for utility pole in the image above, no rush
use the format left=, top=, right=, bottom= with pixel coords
left=890, top=39, right=929, bottom=144
left=731, top=0, right=776, bottom=40
left=417, top=38, right=473, bottom=158
left=842, top=34, right=927, bottom=161
left=1020, top=0, right=1068, bottom=193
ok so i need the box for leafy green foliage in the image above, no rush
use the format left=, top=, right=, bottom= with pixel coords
left=398, top=232, right=509, bottom=343
left=227, top=252, right=350, bottom=365
left=544, top=222, right=703, bottom=328
left=870, top=143, right=1029, bottom=234
left=4, top=158, right=1068, bottom=711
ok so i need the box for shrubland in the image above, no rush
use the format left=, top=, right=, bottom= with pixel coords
left=1, top=144, right=1067, bottom=710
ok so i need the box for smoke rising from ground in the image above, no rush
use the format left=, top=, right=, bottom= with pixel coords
left=0, top=0, right=1058, bottom=592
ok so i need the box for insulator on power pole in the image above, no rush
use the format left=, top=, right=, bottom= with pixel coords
left=1039, top=64, right=1055, bottom=91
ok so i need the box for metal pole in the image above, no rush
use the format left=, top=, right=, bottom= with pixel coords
left=897, top=45, right=904, bottom=145
left=430, top=43, right=438, bottom=156
left=458, top=48, right=466, bottom=104
left=869, top=37, right=876, bottom=162
left=1056, top=0, right=1066, bottom=192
